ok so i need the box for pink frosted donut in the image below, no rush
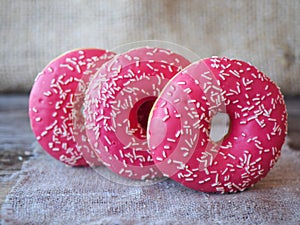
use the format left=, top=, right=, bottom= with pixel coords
left=147, top=57, right=287, bottom=193
left=29, top=48, right=115, bottom=166
left=84, top=47, right=191, bottom=180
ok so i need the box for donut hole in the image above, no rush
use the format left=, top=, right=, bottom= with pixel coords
left=129, top=97, right=156, bottom=139
left=209, top=112, right=230, bottom=142
left=137, top=99, right=156, bottom=131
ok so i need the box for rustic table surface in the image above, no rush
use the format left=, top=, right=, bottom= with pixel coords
left=0, top=94, right=300, bottom=208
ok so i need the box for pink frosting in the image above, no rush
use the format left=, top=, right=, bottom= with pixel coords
left=148, top=57, right=287, bottom=193
left=29, top=48, right=115, bottom=166
left=84, top=47, right=191, bottom=180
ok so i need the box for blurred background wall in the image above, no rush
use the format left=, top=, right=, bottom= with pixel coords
left=0, top=0, right=299, bottom=95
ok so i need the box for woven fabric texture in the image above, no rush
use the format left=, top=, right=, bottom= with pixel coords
left=0, top=0, right=299, bottom=94
left=1, top=143, right=299, bottom=224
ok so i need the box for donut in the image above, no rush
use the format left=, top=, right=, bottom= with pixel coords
left=29, top=48, right=115, bottom=166
left=84, top=47, right=191, bottom=180
left=147, top=57, right=287, bottom=193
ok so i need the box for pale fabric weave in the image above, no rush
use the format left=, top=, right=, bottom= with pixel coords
left=0, top=0, right=299, bottom=94
left=1, top=143, right=299, bottom=224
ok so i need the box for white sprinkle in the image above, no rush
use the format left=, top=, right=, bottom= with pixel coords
left=219, top=73, right=226, bottom=80
left=48, top=142, right=54, bottom=148
left=184, top=177, right=193, bottom=182
left=193, top=120, right=201, bottom=128
left=177, top=81, right=186, bottom=85
left=164, top=107, right=169, bottom=115
left=52, top=112, right=57, bottom=118
left=60, top=63, right=74, bottom=71
left=47, top=67, right=54, bottom=73
left=229, top=69, right=240, bottom=78
left=173, top=98, right=180, bottom=104
left=43, top=91, right=52, bottom=96
left=227, top=163, right=234, bottom=168
left=229, top=88, right=238, bottom=95
left=41, top=131, right=48, bottom=136
left=32, top=107, right=38, bottom=113
left=104, top=135, right=111, bottom=145
left=205, top=177, right=211, bottom=182
left=146, top=63, right=154, bottom=70
left=221, top=167, right=229, bottom=176
left=184, top=88, right=192, bottom=94
left=167, top=138, right=176, bottom=143
left=187, top=112, right=194, bottom=119
left=135, top=60, right=140, bottom=67
left=45, top=120, right=58, bottom=131
left=159, top=49, right=171, bottom=55
left=175, top=130, right=181, bottom=138
left=235, top=112, right=240, bottom=119
left=241, top=107, right=248, bottom=112
left=185, top=139, right=193, bottom=148
left=162, top=151, right=167, bottom=158
left=175, top=114, right=181, bottom=118
left=119, top=168, right=125, bottom=174
left=204, top=85, right=211, bottom=94
left=251, top=73, right=257, bottom=79
left=188, top=99, right=196, bottom=103
left=265, top=85, right=269, bottom=90
left=124, top=54, right=132, bottom=61
left=227, top=153, right=236, bottom=160
left=159, top=101, right=167, bottom=108
left=180, top=147, right=189, bottom=152
left=162, top=115, right=170, bottom=121
left=201, top=72, right=212, bottom=80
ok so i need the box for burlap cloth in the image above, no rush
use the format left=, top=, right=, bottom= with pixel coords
left=0, top=0, right=299, bottom=94
left=1, top=141, right=299, bottom=225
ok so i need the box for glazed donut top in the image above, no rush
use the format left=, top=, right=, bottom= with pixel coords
left=84, top=47, right=191, bottom=180
left=29, top=48, right=115, bottom=166
left=147, top=56, right=287, bottom=193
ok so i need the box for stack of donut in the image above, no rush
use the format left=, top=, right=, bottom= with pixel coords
left=29, top=46, right=287, bottom=193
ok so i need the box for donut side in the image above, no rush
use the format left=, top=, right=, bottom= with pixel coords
left=29, top=48, right=115, bottom=166
left=84, top=47, right=191, bottom=180
left=148, top=57, right=288, bottom=193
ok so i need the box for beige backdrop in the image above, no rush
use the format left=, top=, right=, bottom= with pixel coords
left=0, top=0, right=299, bottom=94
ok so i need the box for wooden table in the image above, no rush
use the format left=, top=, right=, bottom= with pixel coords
left=0, top=94, right=299, bottom=208
left=0, top=95, right=35, bottom=205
